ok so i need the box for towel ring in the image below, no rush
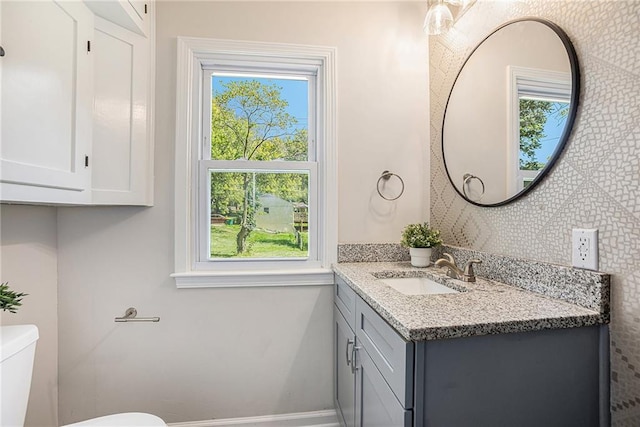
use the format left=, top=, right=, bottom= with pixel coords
left=377, top=170, right=405, bottom=201
left=462, top=173, right=485, bottom=201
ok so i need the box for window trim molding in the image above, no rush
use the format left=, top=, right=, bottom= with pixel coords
left=174, top=37, right=337, bottom=288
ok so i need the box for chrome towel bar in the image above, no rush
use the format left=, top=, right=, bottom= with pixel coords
left=114, top=307, right=160, bottom=323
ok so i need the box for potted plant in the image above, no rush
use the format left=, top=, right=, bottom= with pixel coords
left=0, top=282, right=27, bottom=313
left=400, top=223, right=443, bottom=267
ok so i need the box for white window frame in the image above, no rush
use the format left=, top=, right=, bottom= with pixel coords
left=507, top=66, right=571, bottom=195
left=173, top=37, right=337, bottom=288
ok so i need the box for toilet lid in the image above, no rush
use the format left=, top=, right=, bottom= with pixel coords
left=62, top=412, right=166, bottom=427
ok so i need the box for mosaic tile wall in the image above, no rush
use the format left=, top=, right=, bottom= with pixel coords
left=429, top=1, right=640, bottom=425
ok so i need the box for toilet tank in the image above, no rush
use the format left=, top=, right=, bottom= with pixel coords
left=1, top=325, right=39, bottom=427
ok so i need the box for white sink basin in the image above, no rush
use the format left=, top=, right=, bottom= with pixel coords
left=379, top=277, right=459, bottom=295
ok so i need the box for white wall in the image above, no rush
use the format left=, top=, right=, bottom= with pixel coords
left=56, top=2, right=430, bottom=424
left=57, top=206, right=332, bottom=423
left=0, top=205, right=58, bottom=427
left=167, top=0, right=431, bottom=242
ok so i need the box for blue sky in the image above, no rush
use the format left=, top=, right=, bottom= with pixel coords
left=212, top=76, right=308, bottom=132
left=521, top=101, right=569, bottom=165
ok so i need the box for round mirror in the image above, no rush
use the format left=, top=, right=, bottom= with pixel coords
left=442, top=18, right=580, bottom=206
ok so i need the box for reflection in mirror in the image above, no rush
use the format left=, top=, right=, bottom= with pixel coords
left=509, top=66, right=571, bottom=194
left=442, top=19, right=579, bottom=206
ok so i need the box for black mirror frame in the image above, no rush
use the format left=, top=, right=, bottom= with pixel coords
left=441, top=17, right=581, bottom=207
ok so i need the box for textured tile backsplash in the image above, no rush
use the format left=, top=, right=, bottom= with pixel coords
left=429, top=1, right=640, bottom=424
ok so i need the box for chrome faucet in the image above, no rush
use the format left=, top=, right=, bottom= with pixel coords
left=435, top=253, right=482, bottom=282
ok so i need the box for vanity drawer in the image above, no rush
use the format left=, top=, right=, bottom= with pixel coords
left=335, top=275, right=357, bottom=330
left=356, top=297, right=414, bottom=408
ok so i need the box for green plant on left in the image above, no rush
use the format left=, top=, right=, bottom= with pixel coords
left=400, top=223, right=443, bottom=248
left=0, top=282, right=27, bottom=313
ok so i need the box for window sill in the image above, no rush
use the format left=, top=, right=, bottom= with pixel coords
left=171, top=268, right=335, bottom=288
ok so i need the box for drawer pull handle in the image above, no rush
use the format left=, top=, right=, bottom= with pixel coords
left=351, top=345, right=361, bottom=374
left=346, top=338, right=354, bottom=366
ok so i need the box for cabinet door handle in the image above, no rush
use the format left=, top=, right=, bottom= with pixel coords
left=346, top=338, right=354, bottom=366
left=351, top=345, right=361, bottom=374
left=0, top=46, right=5, bottom=57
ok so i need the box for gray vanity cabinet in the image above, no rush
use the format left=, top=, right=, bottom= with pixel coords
left=335, top=277, right=412, bottom=427
left=334, top=275, right=608, bottom=427
left=414, top=326, right=605, bottom=427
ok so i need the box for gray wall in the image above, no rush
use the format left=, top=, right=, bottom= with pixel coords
left=429, top=1, right=640, bottom=425
left=55, top=1, right=430, bottom=424
left=0, top=205, right=58, bottom=427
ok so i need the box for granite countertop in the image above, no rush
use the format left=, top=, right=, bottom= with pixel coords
left=333, top=261, right=608, bottom=342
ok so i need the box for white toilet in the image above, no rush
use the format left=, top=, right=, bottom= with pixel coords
left=0, top=325, right=166, bottom=427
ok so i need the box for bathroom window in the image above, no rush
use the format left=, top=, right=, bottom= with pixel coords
left=173, top=38, right=337, bottom=288
left=205, top=73, right=314, bottom=260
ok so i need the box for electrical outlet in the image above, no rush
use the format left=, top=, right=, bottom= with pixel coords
left=572, top=228, right=599, bottom=270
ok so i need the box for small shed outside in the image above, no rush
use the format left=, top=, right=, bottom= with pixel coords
left=256, top=194, right=295, bottom=233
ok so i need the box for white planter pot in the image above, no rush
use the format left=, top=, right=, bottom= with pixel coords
left=409, top=247, right=432, bottom=267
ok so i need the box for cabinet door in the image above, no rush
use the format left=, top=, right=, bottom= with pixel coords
left=356, top=297, right=414, bottom=408
left=355, top=344, right=412, bottom=427
left=91, top=16, right=151, bottom=205
left=335, top=305, right=356, bottom=427
left=1, top=0, right=93, bottom=204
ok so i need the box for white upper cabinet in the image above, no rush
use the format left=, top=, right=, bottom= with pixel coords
left=91, top=14, right=153, bottom=205
left=0, top=0, right=154, bottom=206
left=84, top=0, right=150, bottom=37
left=0, top=0, right=94, bottom=204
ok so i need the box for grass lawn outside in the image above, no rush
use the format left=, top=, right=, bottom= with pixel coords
left=211, top=224, right=308, bottom=258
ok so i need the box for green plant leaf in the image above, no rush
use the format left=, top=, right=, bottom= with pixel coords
left=0, top=282, right=27, bottom=313
left=400, top=223, right=443, bottom=248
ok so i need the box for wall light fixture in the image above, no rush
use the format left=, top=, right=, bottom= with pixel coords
left=424, top=0, right=476, bottom=36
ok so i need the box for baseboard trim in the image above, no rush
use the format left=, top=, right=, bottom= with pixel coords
left=167, top=409, right=339, bottom=427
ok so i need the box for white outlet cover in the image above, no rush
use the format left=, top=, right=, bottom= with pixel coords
left=572, top=228, right=599, bottom=270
